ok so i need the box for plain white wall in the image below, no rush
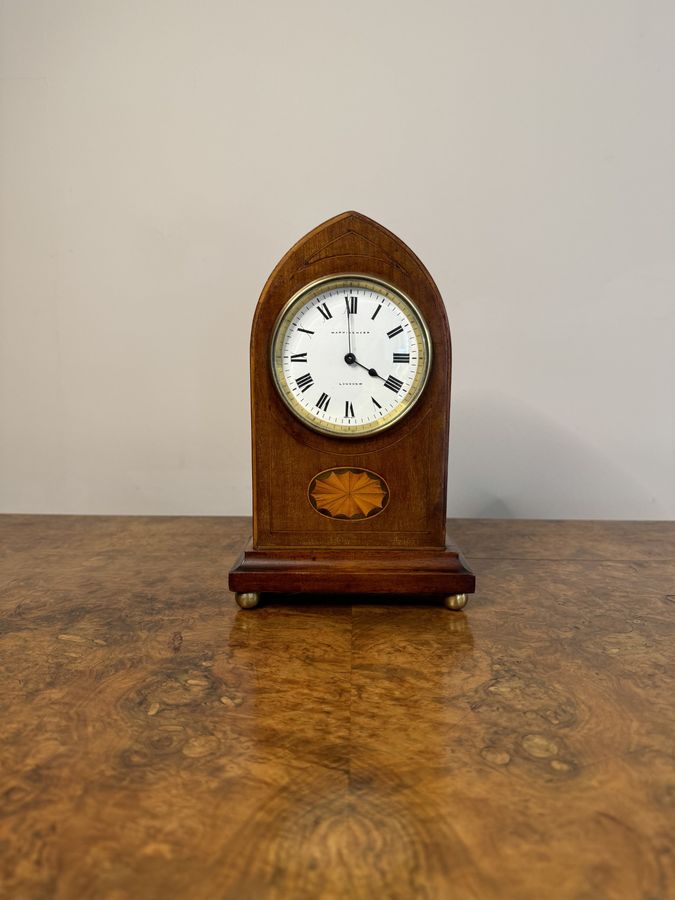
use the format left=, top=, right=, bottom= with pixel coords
left=1, top=0, right=673, bottom=519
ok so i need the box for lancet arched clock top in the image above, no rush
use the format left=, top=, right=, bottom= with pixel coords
left=228, top=211, right=475, bottom=609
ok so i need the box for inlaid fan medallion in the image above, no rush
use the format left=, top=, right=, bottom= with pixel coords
left=309, top=468, right=389, bottom=520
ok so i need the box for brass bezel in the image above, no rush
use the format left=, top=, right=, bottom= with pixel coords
left=270, top=274, right=433, bottom=438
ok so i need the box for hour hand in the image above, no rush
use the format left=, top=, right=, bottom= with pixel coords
left=344, top=354, right=384, bottom=380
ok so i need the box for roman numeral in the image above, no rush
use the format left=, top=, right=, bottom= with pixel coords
left=371, top=304, right=383, bottom=320
left=297, top=327, right=314, bottom=335
left=387, top=325, right=404, bottom=339
left=318, top=303, right=332, bottom=320
left=344, top=401, right=355, bottom=418
left=295, top=373, right=314, bottom=392
left=345, top=296, right=358, bottom=314
left=383, top=375, right=403, bottom=393
left=316, top=392, right=330, bottom=411
left=371, top=397, right=382, bottom=409
left=393, top=352, right=410, bottom=363
left=290, top=352, right=307, bottom=362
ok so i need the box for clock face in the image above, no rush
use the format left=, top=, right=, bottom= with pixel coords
left=270, top=275, right=432, bottom=437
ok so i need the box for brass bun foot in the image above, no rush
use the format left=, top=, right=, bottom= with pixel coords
left=235, top=592, right=260, bottom=610
left=443, top=593, right=469, bottom=611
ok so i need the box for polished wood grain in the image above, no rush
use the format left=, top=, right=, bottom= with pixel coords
left=1, top=515, right=674, bottom=899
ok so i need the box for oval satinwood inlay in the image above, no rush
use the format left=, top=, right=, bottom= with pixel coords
left=308, top=468, right=389, bottom=521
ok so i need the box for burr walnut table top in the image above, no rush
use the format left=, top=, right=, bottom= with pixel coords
left=1, top=515, right=674, bottom=900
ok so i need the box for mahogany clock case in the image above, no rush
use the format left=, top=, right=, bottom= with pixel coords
left=228, top=211, right=475, bottom=600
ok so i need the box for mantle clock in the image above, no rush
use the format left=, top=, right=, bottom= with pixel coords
left=228, top=211, right=475, bottom=610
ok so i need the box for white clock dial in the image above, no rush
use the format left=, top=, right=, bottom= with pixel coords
left=270, top=275, right=432, bottom=437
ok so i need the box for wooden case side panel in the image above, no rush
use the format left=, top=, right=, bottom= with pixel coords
left=249, top=212, right=452, bottom=550
left=262, top=411, right=448, bottom=549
